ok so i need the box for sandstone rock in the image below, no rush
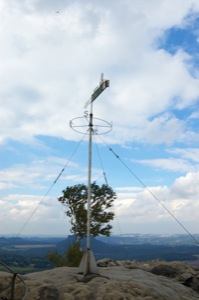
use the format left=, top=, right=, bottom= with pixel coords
left=151, top=264, right=180, bottom=277
left=0, top=262, right=199, bottom=299
left=97, top=258, right=113, bottom=267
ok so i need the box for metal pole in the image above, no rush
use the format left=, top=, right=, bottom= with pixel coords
left=86, top=101, right=93, bottom=274
left=78, top=74, right=109, bottom=275
left=11, top=273, right=17, bottom=300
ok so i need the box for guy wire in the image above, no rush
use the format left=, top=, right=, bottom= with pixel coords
left=94, top=137, right=108, bottom=185
left=98, top=136, right=199, bottom=246
left=94, top=136, right=126, bottom=245
left=16, top=134, right=87, bottom=237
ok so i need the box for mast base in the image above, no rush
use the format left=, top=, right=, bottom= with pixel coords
left=78, top=249, right=99, bottom=275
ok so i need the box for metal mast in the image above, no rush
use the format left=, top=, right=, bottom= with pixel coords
left=78, top=74, right=109, bottom=275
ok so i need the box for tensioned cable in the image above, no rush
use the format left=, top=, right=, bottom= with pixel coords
left=93, top=138, right=108, bottom=185
left=93, top=137, right=126, bottom=245
left=98, top=136, right=199, bottom=246
left=16, top=134, right=87, bottom=237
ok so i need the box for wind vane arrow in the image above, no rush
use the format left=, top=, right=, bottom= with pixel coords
left=84, top=73, right=110, bottom=109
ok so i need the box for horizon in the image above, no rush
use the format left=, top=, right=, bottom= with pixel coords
left=1, top=232, right=199, bottom=239
left=1, top=1, right=199, bottom=237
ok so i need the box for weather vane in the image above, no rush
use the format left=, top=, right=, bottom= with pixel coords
left=70, top=73, right=111, bottom=275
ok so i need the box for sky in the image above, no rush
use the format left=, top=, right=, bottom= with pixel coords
left=1, top=0, right=199, bottom=238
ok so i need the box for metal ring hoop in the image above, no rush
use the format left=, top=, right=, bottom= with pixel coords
left=70, top=116, right=112, bottom=135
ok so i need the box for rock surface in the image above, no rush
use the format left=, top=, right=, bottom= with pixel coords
left=0, top=260, right=199, bottom=299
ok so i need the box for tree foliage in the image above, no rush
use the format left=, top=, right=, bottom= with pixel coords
left=58, top=182, right=116, bottom=239
left=47, top=241, right=83, bottom=267
left=46, top=251, right=65, bottom=267
left=64, top=241, right=83, bottom=267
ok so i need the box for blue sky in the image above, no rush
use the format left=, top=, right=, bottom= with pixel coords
left=1, top=0, right=199, bottom=237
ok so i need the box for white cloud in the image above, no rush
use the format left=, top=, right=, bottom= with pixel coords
left=132, top=147, right=199, bottom=173
left=0, top=193, right=69, bottom=235
left=1, top=1, right=199, bottom=145
left=115, top=186, right=143, bottom=192
left=0, top=153, right=109, bottom=198
left=171, top=171, right=199, bottom=200
left=0, top=156, right=85, bottom=193
left=133, top=157, right=196, bottom=173
left=1, top=169, right=199, bottom=235
left=112, top=171, right=199, bottom=234
left=189, top=111, right=199, bottom=119
left=168, top=148, right=199, bottom=163
left=0, top=183, right=16, bottom=190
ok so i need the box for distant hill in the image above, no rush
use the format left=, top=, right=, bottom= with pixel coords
left=1, top=233, right=199, bottom=246
left=57, top=235, right=109, bottom=254
left=56, top=235, right=199, bottom=261
left=96, top=233, right=199, bottom=246
left=0, top=236, right=64, bottom=246
left=1, top=234, right=199, bottom=262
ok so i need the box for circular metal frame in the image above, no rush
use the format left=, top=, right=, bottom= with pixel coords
left=69, top=115, right=112, bottom=135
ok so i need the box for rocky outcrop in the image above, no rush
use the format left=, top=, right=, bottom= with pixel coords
left=0, top=260, right=199, bottom=299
